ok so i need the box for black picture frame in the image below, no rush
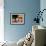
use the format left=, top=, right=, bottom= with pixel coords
left=10, top=13, right=25, bottom=25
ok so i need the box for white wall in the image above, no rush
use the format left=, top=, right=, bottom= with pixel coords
left=0, top=0, right=4, bottom=42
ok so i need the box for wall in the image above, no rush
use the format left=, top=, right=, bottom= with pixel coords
left=4, top=0, right=40, bottom=42
left=40, top=0, right=46, bottom=45
left=40, top=0, right=46, bottom=27
left=0, top=0, right=4, bottom=42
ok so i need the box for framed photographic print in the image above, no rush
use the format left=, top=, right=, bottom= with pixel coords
left=10, top=13, right=25, bottom=25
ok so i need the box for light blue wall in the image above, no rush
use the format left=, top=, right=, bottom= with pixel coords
left=4, top=0, right=40, bottom=42
left=40, top=0, right=46, bottom=27
left=40, top=0, right=46, bottom=44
